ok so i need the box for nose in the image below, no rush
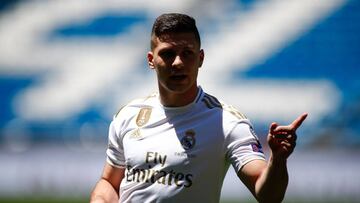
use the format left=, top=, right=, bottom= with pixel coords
left=172, top=55, right=184, bottom=69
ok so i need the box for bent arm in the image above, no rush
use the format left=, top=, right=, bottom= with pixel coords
left=239, top=113, right=307, bottom=202
left=90, top=162, right=125, bottom=203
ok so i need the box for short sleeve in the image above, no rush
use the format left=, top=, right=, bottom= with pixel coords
left=225, top=121, right=266, bottom=173
left=106, top=119, right=126, bottom=168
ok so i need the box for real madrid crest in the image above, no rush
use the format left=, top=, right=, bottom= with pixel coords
left=181, top=129, right=196, bottom=150
left=136, top=107, right=152, bottom=127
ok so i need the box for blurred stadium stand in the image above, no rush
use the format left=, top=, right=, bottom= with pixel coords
left=0, top=0, right=359, bottom=202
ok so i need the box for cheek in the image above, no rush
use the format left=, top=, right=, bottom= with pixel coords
left=154, top=64, right=168, bottom=79
left=192, top=67, right=200, bottom=78
left=154, top=57, right=168, bottom=68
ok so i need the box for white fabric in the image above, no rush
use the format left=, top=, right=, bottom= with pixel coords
left=106, top=87, right=265, bottom=203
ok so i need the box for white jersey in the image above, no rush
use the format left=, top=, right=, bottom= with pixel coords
left=107, top=87, right=265, bottom=203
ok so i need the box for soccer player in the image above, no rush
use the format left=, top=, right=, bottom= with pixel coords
left=90, top=13, right=307, bottom=203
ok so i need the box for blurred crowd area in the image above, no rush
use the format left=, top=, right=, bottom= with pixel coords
left=0, top=0, right=359, bottom=201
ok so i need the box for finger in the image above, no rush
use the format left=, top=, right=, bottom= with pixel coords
left=290, top=113, right=308, bottom=130
left=280, top=141, right=292, bottom=148
left=274, top=132, right=297, bottom=144
left=288, top=133, right=297, bottom=143
left=269, top=122, right=278, bottom=134
left=281, top=142, right=295, bottom=153
left=274, top=132, right=295, bottom=140
left=273, top=125, right=293, bottom=133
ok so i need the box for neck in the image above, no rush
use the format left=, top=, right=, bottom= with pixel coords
left=159, top=85, right=199, bottom=107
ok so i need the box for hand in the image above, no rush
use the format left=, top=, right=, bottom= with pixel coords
left=267, top=113, right=308, bottom=161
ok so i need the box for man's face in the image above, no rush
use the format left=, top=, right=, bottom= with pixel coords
left=147, top=32, right=204, bottom=95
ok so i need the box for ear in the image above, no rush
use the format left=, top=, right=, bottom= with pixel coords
left=199, top=49, right=204, bottom=68
left=147, top=51, right=155, bottom=69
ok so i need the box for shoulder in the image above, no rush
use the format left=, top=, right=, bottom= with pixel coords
left=199, top=90, right=253, bottom=138
left=113, top=92, right=158, bottom=120
left=110, top=93, right=158, bottom=135
left=200, top=91, right=247, bottom=120
left=220, top=100, right=252, bottom=136
left=221, top=102, right=248, bottom=120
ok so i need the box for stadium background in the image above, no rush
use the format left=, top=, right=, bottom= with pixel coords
left=0, top=0, right=359, bottom=202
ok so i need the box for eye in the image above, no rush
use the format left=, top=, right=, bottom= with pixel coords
left=182, top=50, right=194, bottom=58
left=159, top=50, right=176, bottom=59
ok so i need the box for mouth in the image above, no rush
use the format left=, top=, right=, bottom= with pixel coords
left=169, top=75, right=187, bottom=81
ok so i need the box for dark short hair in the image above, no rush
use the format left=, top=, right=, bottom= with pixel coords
left=150, top=13, right=201, bottom=49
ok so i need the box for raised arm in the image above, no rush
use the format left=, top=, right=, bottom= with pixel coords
left=238, top=113, right=308, bottom=203
left=90, top=162, right=125, bottom=203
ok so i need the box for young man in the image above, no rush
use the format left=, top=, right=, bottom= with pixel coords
left=90, top=13, right=307, bottom=203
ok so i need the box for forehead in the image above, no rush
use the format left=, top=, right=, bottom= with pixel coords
left=152, top=32, right=199, bottom=51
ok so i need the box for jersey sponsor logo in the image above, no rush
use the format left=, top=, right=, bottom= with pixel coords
left=146, top=152, right=167, bottom=166
left=181, top=130, right=196, bottom=150
left=125, top=165, right=193, bottom=188
left=136, top=107, right=152, bottom=127
left=125, top=151, right=193, bottom=188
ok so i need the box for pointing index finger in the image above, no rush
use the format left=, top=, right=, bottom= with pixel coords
left=290, top=113, right=308, bottom=130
